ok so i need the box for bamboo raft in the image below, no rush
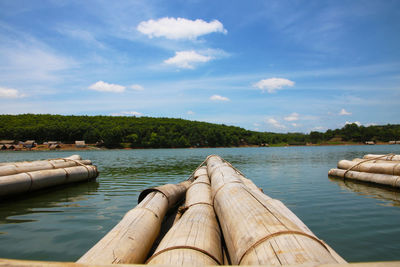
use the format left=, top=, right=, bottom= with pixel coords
left=77, top=155, right=345, bottom=266
left=328, top=153, right=400, bottom=188
left=0, top=155, right=98, bottom=198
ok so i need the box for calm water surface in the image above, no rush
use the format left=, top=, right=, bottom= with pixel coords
left=1, top=146, right=400, bottom=262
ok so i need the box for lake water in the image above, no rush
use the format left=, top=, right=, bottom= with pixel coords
left=1, top=146, right=400, bottom=263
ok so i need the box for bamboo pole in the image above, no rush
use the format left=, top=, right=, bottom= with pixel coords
left=0, top=159, right=92, bottom=177
left=147, top=167, right=223, bottom=266
left=0, top=165, right=98, bottom=198
left=338, top=160, right=400, bottom=176
left=2, top=258, right=400, bottom=267
left=363, top=154, right=400, bottom=161
left=0, top=155, right=82, bottom=167
left=77, top=180, right=191, bottom=265
left=207, top=155, right=345, bottom=265
left=352, top=158, right=400, bottom=164
left=328, top=168, right=400, bottom=188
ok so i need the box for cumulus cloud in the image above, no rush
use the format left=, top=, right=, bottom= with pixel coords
left=111, top=111, right=143, bottom=116
left=284, top=112, right=299, bottom=121
left=88, top=81, right=126, bottom=93
left=0, top=87, right=26, bottom=98
left=210, top=95, right=230, bottom=101
left=164, top=50, right=212, bottom=69
left=266, top=118, right=286, bottom=129
left=345, top=121, right=361, bottom=126
left=339, top=108, right=351, bottom=115
left=130, top=84, right=144, bottom=91
left=253, top=78, right=295, bottom=93
left=137, top=17, right=227, bottom=40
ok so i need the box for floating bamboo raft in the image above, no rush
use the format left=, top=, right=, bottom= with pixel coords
left=77, top=155, right=345, bottom=266
left=0, top=155, right=98, bottom=198
left=328, top=154, right=400, bottom=188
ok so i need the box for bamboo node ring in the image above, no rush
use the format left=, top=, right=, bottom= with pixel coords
left=237, top=230, right=330, bottom=265
left=146, top=245, right=222, bottom=265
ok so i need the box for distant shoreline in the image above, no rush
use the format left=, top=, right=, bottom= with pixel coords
left=1, top=142, right=397, bottom=152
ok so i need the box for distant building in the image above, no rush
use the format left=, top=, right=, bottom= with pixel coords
left=23, top=140, right=36, bottom=148
left=47, top=141, right=61, bottom=147
left=0, top=140, right=15, bottom=145
left=49, top=144, right=61, bottom=150
left=389, top=141, right=400, bottom=145
left=365, top=141, right=375, bottom=145
left=75, top=141, right=86, bottom=148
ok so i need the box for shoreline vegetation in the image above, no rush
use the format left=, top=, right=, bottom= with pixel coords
left=0, top=114, right=399, bottom=150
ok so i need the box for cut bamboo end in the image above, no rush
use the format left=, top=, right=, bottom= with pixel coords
left=207, top=155, right=345, bottom=265
left=147, top=166, right=223, bottom=266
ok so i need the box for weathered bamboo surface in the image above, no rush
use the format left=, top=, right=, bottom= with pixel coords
left=207, top=155, right=345, bottom=265
left=147, top=167, right=223, bottom=266
left=352, top=158, right=400, bottom=164
left=3, top=258, right=400, bottom=267
left=0, top=155, right=82, bottom=167
left=328, top=169, right=400, bottom=188
left=363, top=154, right=400, bottom=161
left=338, top=160, right=400, bottom=176
left=0, top=158, right=92, bottom=176
left=0, top=165, right=98, bottom=198
left=77, top=181, right=191, bottom=265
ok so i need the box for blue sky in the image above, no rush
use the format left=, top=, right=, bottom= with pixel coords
left=0, top=0, right=399, bottom=133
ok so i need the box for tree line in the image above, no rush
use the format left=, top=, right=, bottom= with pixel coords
left=0, top=114, right=399, bottom=148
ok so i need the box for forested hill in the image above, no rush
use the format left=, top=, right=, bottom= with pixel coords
left=0, top=114, right=399, bottom=148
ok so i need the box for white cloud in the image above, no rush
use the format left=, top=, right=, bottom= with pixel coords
left=266, top=118, right=286, bottom=129
left=130, top=84, right=144, bottom=91
left=291, top=123, right=300, bottom=127
left=0, top=87, right=26, bottom=98
left=210, top=95, right=230, bottom=101
left=284, top=112, right=299, bottom=121
left=339, top=108, right=351, bottom=115
left=345, top=121, right=361, bottom=126
left=88, top=81, right=126, bottom=93
left=187, top=110, right=195, bottom=115
left=164, top=50, right=212, bottom=69
left=137, top=17, right=227, bottom=40
left=253, top=78, right=295, bottom=93
left=253, top=123, right=261, bottom=127
left=111, top=111, right=143, bottom=116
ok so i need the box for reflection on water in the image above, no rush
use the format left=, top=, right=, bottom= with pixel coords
left=0, top=182, right=99, bottom=225
left=329, top=176, right=400, bottom=207
left=1, top=146, right=400, bottom=262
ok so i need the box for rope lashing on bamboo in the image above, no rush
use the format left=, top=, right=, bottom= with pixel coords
left=56, top=158, right=93, bottom=180
left=178, top=202, right=214, bottom=215
left=343, top=153, right=395, bottom=179
left=134, top=207, right=161, bottom=219
left=145, top=245, right=222, bottom=265
left=237, top=230, right=330, bottom=265
left=26, top=172, right=34, bottom=192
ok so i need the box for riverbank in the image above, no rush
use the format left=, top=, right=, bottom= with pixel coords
left=1, top=141, right=397, bottom=152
